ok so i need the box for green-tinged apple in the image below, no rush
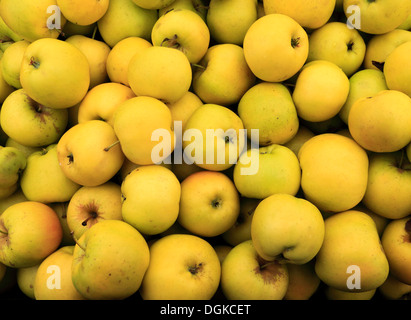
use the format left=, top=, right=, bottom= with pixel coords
left=20, top=38, right=90, bottom=109
left=384, top=41, right=411, bottom=97
left=284, top=261, right=321, bottom=300
left=233, top=144, right=301, bottom=199
left=306, top=22, right=366, bottom=77
left=220, top=240, right=289, bottom=300
left=106, top=36, right=152, bottom=86
left=238, top=82, right=299, bottom=146
left=182, top=104, right=245, bottom=171
left=222, top=197, right=260, bottom=247
left=292, top=60, right=350, bottom=122
left=159, top=0, right=208, bottom=21
left=315, top=210, right=389, bottom=292
left=57, top=0, right=109, bottom=26
left=49, top=202, right=75, bottom=246
left=97, top=0, right=158, bottom=47
left=5, top=138, right=42, bottom=159
left=121, top=165, right=181, bottom=236
left=167, top=91, right=204, bottom=132
left=353, top=204, right=389, bottom=237
left=362, top=151, right=411, bottom=220
left=381, top=216, right=411, bottom=285
left=72, top=220, right=150, bottom=300
left=66, top=182, right=123, bottom=240
left=298, top=133, right=369, bottom=213
left=178, top=171, right=240, bottom=238
left=0, top=89, right=68, bottom=148
left=1, top=40, right=30, bottom=89
left=56, top=120, right=125, bottom=187
left=65, top=35, right=111, bottom=89
left=206, top=0, right=258, bottom=45
left=348, top=90, right=411, bottom=153
left=325, top=286, right=376, bottom=300
left=398, top=13, right=411, bottom=30
left=243, top=13, right=309, bottom=82
left=251, top=193, right=325, bottom=264
left=0, top=146, right=26, bottom=196
left=17, top=264, right=39, bottom=299
left=339, top=69, right=388, bottom=124
left=131, top=0, right=175, bottom=9
left=112, top=96, right=174, bottom=165
left=364, top=29, right=411, bottom=70
left=0, top=201, right=63, bottom=268
left=77, top=82, right=136, bottom=127
left=0, top=16, right=23, bottom=44
left=140, top=233, right=221, bottom=300
left=34, top=246, right=86, bottom=300
left=264, top=0, right=335, bottom=29
left=283, top=126, right=315, bottom=157
left=192, top=43, right=256, bottom=106
left=0, top=189, right=27, bottom=214
left=0, top=58, right=14, bottom=104
left=0, top=0, right=66, bottom=42
left=128, top=46, right=192, bottom=104
left=151, top=8, right=210, bottom=64
left=20, top=144, right=81, bottom=203
left=379, top=274, right=411, bottom=300
left=343, top=0, right=411, bottom=34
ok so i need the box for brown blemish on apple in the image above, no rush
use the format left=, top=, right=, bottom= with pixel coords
left=188, top=262, right=204, bottom=275
left=254, top=255, right=286, bottom=285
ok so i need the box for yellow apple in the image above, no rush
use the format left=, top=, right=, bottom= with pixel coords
left=0, top=40, right=30, bottom=89
left=65, top=34, right=111, bottom=89
left=243, top=13, right=309, bottom=82
left=178, top=171, right=240, bottom=238
left=0, top=89, right=68, bottom=147
left=237, top=82, right=299, bottom=146
left=167, top=91, right=204, bottom=132
left=233, top=144, right=301, bottom=199
left=132, top=0, right=175, bottom=9
left=283, top=126, right=315, bottom=157
left=5, top=138, right=42, bottom=159
left=20, top=38, right=90, bottom=109
left=381, top=216, right=411, bottom=285
left=192, top=43, right=256, bottom=106
left=182, top=103, right=245, bottom=171
left=71, top=220, right=150, bottom=300
left=106, top=36, right=152, bottom=87
left=140, top=233, right=221, bottom=300
left=298, top=133, right=369, bottom=213
left=306, top=22, right=366, bottom=77
left=206, top=0, right=258, bottom=45
left=128, top=45, right=192, bottom=104
left=384, top=41, right=411, bottom=97
left=56, top=120, right=125, bottom=187
left=151, top=8, right=210, bottom=64
left=379, top=274, right=411, bottom=300
left=34, top=246, right=86, bottom=300
left=220, top=240, right=289, bottom=300
left=0, top=146, right=27, bottom=194
left=97, top=0, right=158, bottom=48
left=264, top=0, right=335, bottom=29
left=48, top=202, right=75, bottom=246
left=284, top=261, right=321, bottom=300
left=121, top=165, right=181, bottom=236
left=251, top=193, right=325, bottom=264
left=77, top=82, right=136, bottom=127
left=315, top=210, right=390, bottom=292
left=348, top=90, right=411, bottom=153
left=292, top=60, right=350, bottom=122
left=0, top=57, right=15, bottom=104
left=0, top=189, right=27, bottom=215
left=17, top=264, right=39, bottom=299
left=20, top=144, right=81, bottom=204
left=325, top=286, right=376, bottom=300
left=339, top=69, right=388, bottom=124
left=57, top=0, right=109, bottom=26
left=112, top=96, right=175, bottom=165
left=0, top=201, right=63, bottom=268
left=66, top=182, right=123, bottom=241
left=0, top=0, right=66, bottom=42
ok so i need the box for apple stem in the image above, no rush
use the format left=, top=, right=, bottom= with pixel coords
left=191, top=63, right=206, bottom=70
left=71, top=231, right=86, bottom=252
left=0, top=228, right=7, bottom=235
left=104, top=140, right=120, bottom=152
left=92, top=26, right=98, bottom=40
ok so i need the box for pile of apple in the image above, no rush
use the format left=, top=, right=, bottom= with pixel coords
left=0, top=0, right=410, bottom=301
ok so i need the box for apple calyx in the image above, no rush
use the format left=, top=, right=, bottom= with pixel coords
left=104, top=140, right=120, bottom=152
left=161, top=34, right=181, bottom=50
left=67, top=153, right=74, bottom=165
left=211, top=198, right=222, bottom=209
left=347, top=41, right=354, bottom=51
left=188, top=262, right=203, bottom=275
left=254, top=255, right=286, bottom=283
left=291, top=37, right=301, bottom=48
left=29, top=56, right=40, bottom=69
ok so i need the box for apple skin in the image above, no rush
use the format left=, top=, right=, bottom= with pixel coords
left=251, top=193, right=325, bottom=265
left=1, top=40, right=30, bottom=89
left=0, top=201, right=63, bottom=268
left=178, top=171, right=240, bottom=238
left=140, top=233, right=221, bottom=300
left=56, top=0, right=109, bottom=26
left=34, top=246, right=86, bottom=300
left=243, top=13, right=309, bottom=83
left=67, top=182, right=123, bottom=241
left=0, top=89, right=68, bottom=148
left=151, top=8, right=210, bottom=64
left=16, top=264, right=39, bottom=299
left=20, top=144, right=81, bottom=204
left=71, top=220, right=150, bottom=300
left=121, top=165, right=181, bottom=236
left=284, top=261, right=321, bottom=300
left=0, top=146, right=27, bottom=192
left=57, top=120, right=125, bottom=187
left=132, top=0, right=175, bottom=10
left=220, top=240, right=289, bottom=300
left=159, top=0, right=208, bottom=21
